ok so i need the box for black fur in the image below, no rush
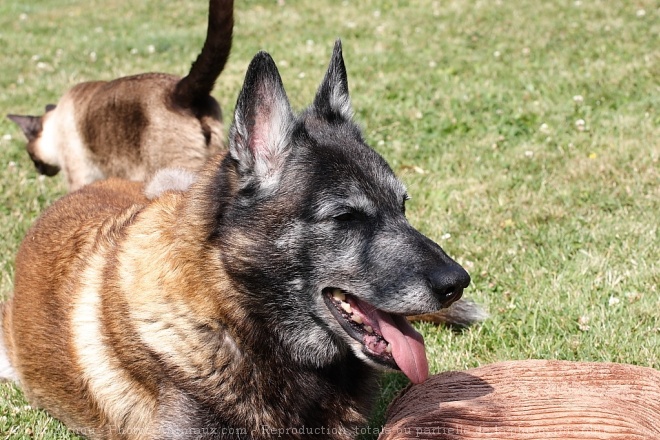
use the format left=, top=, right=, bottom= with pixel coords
left=174, top=0, right=234, bottom=109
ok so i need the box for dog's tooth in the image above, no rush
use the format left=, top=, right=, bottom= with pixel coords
left=341, top=302, right=352, bottom=314
left=365, top=325, right=373, bottom=333
left=385, top=343, right=392, bottom=354
left=332, top=289, right=346, bottom=302
left=351, top=314, right=363, bottom=324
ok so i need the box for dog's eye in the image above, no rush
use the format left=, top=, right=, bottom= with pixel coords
left=333, top=212, right=357, bottom=222
left=332, top=209, right=368, bottom=222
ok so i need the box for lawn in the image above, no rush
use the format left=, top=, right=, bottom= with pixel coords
left=0, top=0, right=658, bottom=438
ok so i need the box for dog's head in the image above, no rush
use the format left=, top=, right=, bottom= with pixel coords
left=215, top=41, right=470, bottom=384
left=7, top=105, right=61, bottom=177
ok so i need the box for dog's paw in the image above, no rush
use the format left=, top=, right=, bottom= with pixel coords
left=145, top=168, right=197, bottom=199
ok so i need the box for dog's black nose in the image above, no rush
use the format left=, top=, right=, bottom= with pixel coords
left=429, top=265, right=471, bottom=306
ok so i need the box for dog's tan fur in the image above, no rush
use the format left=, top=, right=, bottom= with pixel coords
left=1, top=179, right=151, bottom=434
left=2, top=157, right=371, bottom=438
left=3, top=169, right=217, bottom=435
left=7, top=0, right=233, bottom=192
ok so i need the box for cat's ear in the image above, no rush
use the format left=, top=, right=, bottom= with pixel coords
left=7, top=114, right=43, bottom=141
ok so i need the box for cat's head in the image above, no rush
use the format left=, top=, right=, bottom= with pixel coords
left=7, top=104, right=61, bottom=176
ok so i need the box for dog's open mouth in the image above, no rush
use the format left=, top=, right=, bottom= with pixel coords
left=323, top=288, right=429, bottom=384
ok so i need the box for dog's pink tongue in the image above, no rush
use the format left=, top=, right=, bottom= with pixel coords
left=371, top=309, right=429, bottom=384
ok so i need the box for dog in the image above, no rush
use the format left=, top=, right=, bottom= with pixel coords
left=1, top=41, right=481, bottom=439
left=6, top=0, right=233, bottom=192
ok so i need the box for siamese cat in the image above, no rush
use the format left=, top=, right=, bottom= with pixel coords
left=7, top=0, right=233, bottom=191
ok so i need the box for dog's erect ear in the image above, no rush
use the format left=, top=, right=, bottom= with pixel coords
left=6, top=114, right=42, bottom=141
left=313, top=39, right=353, bottom=121
left=229, top=51, right=294, bottom=185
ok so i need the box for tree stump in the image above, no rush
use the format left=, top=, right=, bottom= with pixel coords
left=380, top=360, right=660, bottom=439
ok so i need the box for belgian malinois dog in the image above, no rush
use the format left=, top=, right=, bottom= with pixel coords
left=6, top=0, right=233, bottom=191
left=1, top=41, right=479, bottom=439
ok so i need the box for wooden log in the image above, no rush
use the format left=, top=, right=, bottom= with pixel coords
left=380, top=360, right=660, bottom=439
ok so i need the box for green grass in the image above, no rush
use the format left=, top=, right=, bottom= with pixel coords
left=1, top=0, right=658, bottom=438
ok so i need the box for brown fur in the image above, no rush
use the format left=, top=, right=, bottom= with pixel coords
left=6, top=0, right=233, bottom=192
left=2, top=159, right=373, bottom=439
left=2, top=179, right=150, bottom=435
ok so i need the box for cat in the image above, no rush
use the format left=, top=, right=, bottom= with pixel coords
left=7, top=0, right=233, bottom=191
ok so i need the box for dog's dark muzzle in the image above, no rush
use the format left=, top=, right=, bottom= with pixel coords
left=367, top=220, right=472, bottom=313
